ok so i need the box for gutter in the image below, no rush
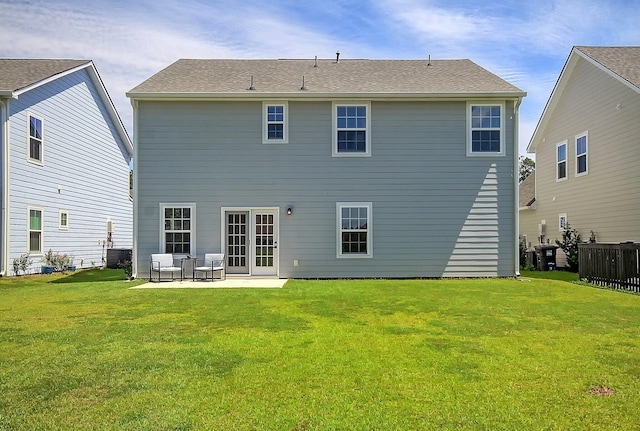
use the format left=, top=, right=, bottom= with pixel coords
left=130, top=99, right=139, bottom=279
left=513, top=96, right=523, bottom=277
left=0, top=98, right=9, bottom=276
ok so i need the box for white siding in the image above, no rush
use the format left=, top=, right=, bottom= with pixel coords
left=7, top=68, right=132, bottom=273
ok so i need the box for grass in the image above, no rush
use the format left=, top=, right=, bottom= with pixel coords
left=1, top=270, right=639, bottom=430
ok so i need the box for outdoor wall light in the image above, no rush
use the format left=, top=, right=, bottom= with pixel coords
left=287, top=207, right=293, bottom=215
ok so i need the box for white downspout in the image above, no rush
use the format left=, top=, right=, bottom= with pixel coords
left=0, top=98, right=9, bottom=276
left=514, top=97, right=523, bottom=277
left=130, top=99, right=139, bottom=279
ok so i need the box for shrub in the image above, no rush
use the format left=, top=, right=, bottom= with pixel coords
left=42, top=249, right=74, bottom=272
left=12, top=253, right=33, bottom=276
left=118, top=260, right=133, bottom=280
left=556, top=224, right=581, bottom=272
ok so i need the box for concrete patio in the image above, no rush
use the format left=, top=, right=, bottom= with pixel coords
left=130, top=276, right=287, bottom=289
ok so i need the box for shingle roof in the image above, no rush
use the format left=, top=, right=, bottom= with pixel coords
left=575, top=46, right=640, bottom=89
left=128, top=58, right=525, bottom=97
left=0, top=59, right=89, bottom=94
left=519, top=171, right=536, bottom=208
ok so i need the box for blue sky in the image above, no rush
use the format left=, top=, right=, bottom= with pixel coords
left=2, top=0, right=639, bottom=155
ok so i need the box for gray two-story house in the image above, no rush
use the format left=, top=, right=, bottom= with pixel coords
left=128, top=57, right=525, bottom=279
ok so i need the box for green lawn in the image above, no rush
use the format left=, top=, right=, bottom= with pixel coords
left=1, top=270, right=639, bottom=430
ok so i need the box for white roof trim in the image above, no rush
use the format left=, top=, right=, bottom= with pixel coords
left=13, top=61, right=132, bottom=158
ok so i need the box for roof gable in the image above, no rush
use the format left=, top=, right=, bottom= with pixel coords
left=127, top=58, right=525, bottom=98
left=0, top=59, right=89, bottom=95
left=0, top=59, right=132, bottom=157
left=528, top=46, right=640, bottom=153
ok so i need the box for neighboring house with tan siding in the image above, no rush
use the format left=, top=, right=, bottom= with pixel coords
left=128, top=57, right=525, bottom=279
left=521, top=46, right=640, bottom=267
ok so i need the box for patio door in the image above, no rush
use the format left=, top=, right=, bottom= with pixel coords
left=226, top=212, right=249, bottom=274
left=252, top=211, right=278, bottom=276
left=224, top=209, right=278, bottom=276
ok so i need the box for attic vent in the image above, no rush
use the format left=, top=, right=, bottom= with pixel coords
left=248, top=75, right=255, bottom=90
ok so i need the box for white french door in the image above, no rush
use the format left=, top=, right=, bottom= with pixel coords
left=224, top=208, right=278, bottom=276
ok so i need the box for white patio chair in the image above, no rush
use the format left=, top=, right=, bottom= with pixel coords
left=149, top=253, right=181, bottom=282
left=194, top=253, right=226, bottom=281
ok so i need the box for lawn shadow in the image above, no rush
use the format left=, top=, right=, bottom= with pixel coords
left=48, top=268, right=127, bottom=283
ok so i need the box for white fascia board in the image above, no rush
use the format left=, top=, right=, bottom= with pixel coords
left=527, top=48, right=579, bottom=154
left=84, top=62, right=133, bottom=158
left=127, top=91, right=526, bottom=102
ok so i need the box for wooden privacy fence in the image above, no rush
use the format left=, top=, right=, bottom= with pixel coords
left=579, top=242, right=640, bottom=292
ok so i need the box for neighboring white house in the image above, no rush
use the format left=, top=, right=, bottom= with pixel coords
left=521, top=46, right=640, bottom=267
left=0, top=59, right=133, bottom=275
left=128, top=56, right=525, bottom=279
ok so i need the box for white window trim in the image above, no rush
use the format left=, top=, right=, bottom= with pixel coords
left=556, top=141, right=568, bottom=182
left=466, top=101, right=506, bottom=157
left=559, top=213, right=567, bottom=232
left=159, top=203, right=196, bottom=257
left=27, top=112, right=44, bottom=165
left=575, top=131, right=588, bottom=177
left=336, top=202, right=373, bottom=258
left=332, top=101, right=371, bottom=157
left=28, top=206, right=44, bottom=255
left=59, top=210, right=69, bottom=230
left=262, top=101, right=289, bottom=144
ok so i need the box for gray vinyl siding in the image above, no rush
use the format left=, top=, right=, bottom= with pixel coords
left=136, top=99, right=517, bottom=278
left=521, top=55, right=640, bottom=264
left=7, top=68, right=132, bottom=274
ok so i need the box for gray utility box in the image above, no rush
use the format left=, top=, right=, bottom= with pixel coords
left=106, top=248, right=132, bottom=269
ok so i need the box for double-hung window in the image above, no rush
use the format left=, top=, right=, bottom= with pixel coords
left=468, top=103, right=504, bottom=156
left=59, top=210, right=69, bottom=230
left=161, top=204, right=195, bottom=255
left=28, top=207, right=43, bottom=253
left=557, top=142, right=567, bottom=181
left=337, top=202, right=372, bottom=258
left=333, top=102, right=371, bottom=156
left=576, top=132, right=588, bottom=176
left=28, top=114, right=43, bottom=163
left=263, top=102, right=288, bottom=143
left=559, top=213, right=568, bottom=231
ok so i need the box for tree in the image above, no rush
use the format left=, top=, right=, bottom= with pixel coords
left=519, top=156, right=535, bottom=183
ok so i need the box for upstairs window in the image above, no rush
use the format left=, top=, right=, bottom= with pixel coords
left=576, top=132, right=588, bottom=176
left=263, top=102, right=288, bottom=143
left=557, top=142, right=567, bottom=181
left=161, top=205, right=195, bottom=255
left=468, top=103, right=504, bottom=156
left=28, top=114, right=43, bottom=163
left=333, top=102, right=371, bottom=156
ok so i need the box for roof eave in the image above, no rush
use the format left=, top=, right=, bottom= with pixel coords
left=127, top=91, right=526, bottom=101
